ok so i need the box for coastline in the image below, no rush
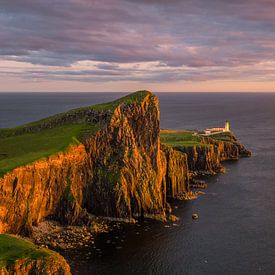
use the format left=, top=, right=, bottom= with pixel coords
left=0, top=91, right=251, bottom=273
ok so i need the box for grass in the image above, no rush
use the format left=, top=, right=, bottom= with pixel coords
left=0, top=124, right=97, bottom=177
left=0, top=90, right=151, bottom=177
left=160, top=130, right=207, bottom=147
left=92, top=90, right=152, bottom=111
left=0, top=234, right=52, bottom=268
left=160, top=130, right=234, bottom=147
left=208, top=132, right=232, bottom=142
left=0, top=90, right=151, bottom=136
left=31, top=90, right=151, bottom=127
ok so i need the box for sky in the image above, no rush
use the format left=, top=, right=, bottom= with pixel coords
left=0, top=0, right=275, bottom=92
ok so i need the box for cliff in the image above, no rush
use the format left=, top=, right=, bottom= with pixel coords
left=0, top=91, right=251, bottom=237
left=0, top=91, right=170, bottom=235
left=0, top=234, right=70, bottom=275
left=83, top=94, right=167, bottom=220
left=0, top=145, right=89, bottom=234
left=161, top=130, right=251, bottom=176
left=161, top=144, right=189, bottom=199
left=175, top=145, right=223, bottom=176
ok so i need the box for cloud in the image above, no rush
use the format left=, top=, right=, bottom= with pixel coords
left=0, top=0, right=274, bottom=86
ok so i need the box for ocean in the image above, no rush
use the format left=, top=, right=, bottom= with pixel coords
left=1, top=92, right=275, bottom=275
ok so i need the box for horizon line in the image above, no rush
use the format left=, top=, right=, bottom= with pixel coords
left=1, top=90, right=275, bottom=94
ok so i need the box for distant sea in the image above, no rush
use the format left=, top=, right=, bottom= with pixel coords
left=1, top=92, right=275, bottom=275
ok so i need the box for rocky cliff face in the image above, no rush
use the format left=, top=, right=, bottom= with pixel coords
left=0, top=145, right=89, bottom=234
left=175, top=145, right=223, bottom=176
left=161, top=144, right=189, bottom=199
left=173, top=134, right=251, bottom=176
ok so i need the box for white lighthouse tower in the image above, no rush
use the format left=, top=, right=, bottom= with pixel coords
left=224, top=120, right=230, bottom=132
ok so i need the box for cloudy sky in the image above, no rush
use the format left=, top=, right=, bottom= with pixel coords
left=0, top=0, right=275, bottom=92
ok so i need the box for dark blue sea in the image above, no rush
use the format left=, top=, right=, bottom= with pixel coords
left=1, top=92, right=275, bottom=275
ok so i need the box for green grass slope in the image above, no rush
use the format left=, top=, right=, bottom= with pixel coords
left=208, top=132, right=233, bottom=141
left=0, top=234, right=53, bottom=268
left=0, top=124, right=97, bottom=177
left=0, top=90, right=152, bottom=177
left=160, top=130, right=206, bottom=147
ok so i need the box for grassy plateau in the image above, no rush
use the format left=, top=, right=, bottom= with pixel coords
left=160, top=130, right=206, bottom=147
left=208, top=132, right=233, bottom=141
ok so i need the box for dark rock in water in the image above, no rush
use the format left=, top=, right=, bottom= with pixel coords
left=168, top=214, right=179, bottom=222
left=190, top=179, right=208, bottom=189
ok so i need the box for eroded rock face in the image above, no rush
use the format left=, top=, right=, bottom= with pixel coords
left=161, top=144, right=189, bottom=199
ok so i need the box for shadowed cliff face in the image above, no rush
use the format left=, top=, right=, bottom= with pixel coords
left=161, top=144, right=189, bottom=199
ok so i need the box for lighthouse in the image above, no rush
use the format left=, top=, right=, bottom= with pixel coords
left=225, top=120, right=230, bottom=132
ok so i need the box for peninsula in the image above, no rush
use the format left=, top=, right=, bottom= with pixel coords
left=0, top=91, right=251, bottom=274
